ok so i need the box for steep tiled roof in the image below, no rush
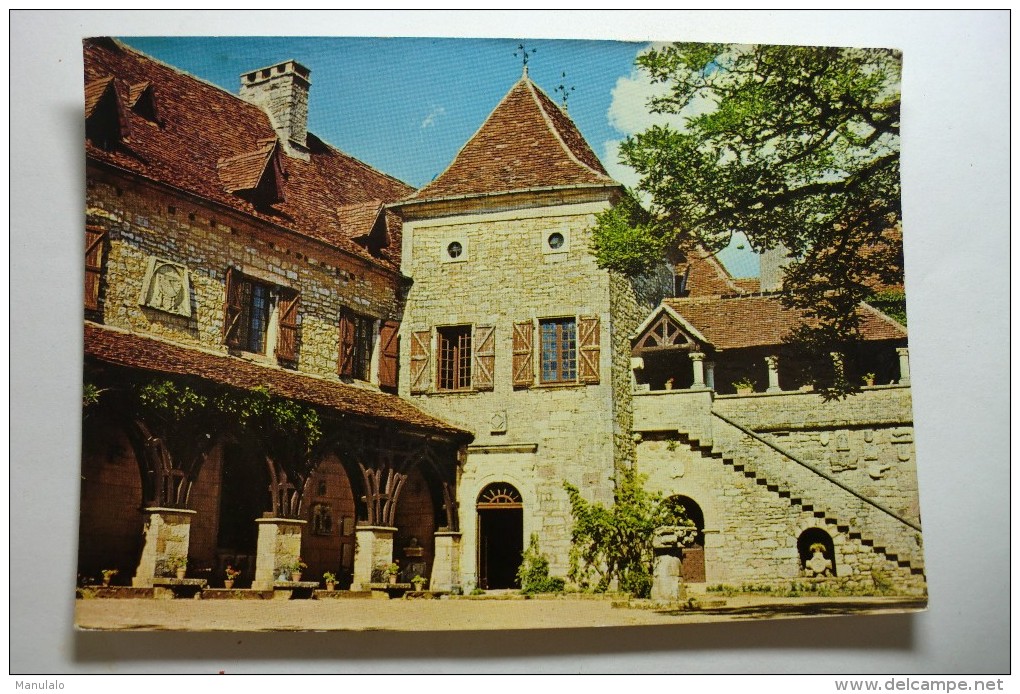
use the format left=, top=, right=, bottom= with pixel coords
left=216, top=141, right=278, bottom=194
left=84, top=38, right=412, bottom=269
left=676, top=243, right=748, bottom=297
left=407, top=75, right=616, bottom=201
left=84, top=322, right=471, bottom=439
left=662, top=294, right=906, bottom=350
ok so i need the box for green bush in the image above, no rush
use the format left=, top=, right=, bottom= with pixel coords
left=517, top=534, right=566, bottom=594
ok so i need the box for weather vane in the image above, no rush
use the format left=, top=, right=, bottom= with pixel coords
left=555, top=72, right=575, bottom=111
left=514, top=42, right=537, bottom=74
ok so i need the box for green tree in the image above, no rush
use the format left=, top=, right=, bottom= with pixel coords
left=594, top=43, right=903, bottom=395
left=563, top=468, right=689, bottom=598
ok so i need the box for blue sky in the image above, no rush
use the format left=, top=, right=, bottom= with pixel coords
left=121, top=36, right=759, bottom=277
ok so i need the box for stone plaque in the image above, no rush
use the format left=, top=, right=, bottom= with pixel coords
left=138, top=257, right=192, bottom=317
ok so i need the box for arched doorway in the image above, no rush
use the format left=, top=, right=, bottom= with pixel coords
left=668, top=495, right=706, bottom=583
left=301, top=454, right=358, bottom=588
left=476, top=483, right=523, bottom=589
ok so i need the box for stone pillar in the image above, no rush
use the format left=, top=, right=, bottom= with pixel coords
left=431, top=531, right=462, bottom=592
left=765, top=354, right=781, bottom=393
left=705, top=361, right=716, bottom=391
left=651, top=554, right=682, bottom=602
left=689, top=352, right=706, bottom=389
left=353, top=525, right=397, bottom=589
left=132, top=507, right=196, bottom=587
left=896, top=347, right=911, bottom=385
left=252, top=517, right=306, bottom=590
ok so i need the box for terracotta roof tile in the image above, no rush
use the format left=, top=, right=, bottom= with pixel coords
left=84, top=38, right=413, bottom=269
left=84, top=322, right=471, bottom=439
left=662, top=294, right=906, bottom=350
left=216, top=141, right=277, bottom=193
left=408, top=77, right=615, bottom=201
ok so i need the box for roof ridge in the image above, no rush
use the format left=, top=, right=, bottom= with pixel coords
left=523, top=79, right=613, bottom=182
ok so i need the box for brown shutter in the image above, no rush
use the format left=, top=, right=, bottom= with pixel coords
left=275, top=289, right=300, bottom=364
left=338, top=312, right=356, bottom=377
left=512, top=320, right=534, bottom=389
left=578, top=315, right=600, bottom=384
left=222, top=267, right=242, bottom=348
left=84, top=225, right=107, bottom=311
left=409, top=330, right=431, bottom=394
left=378, top=320, right=400, bottom=389
left=473, top=325, right=495, bottom=391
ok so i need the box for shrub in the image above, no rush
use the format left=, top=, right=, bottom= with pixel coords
left=517, top=534, right=566, bottom=595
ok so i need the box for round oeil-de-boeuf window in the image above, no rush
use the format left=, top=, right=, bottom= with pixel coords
left=447, top=241, right=463, bottom=259
left=547, top=232, right=565, bottom=250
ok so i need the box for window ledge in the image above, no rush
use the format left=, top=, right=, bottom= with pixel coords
left=531, top=381, right=587, bottom=390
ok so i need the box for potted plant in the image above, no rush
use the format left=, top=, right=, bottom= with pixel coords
left=101, top=568, right=118, bottom=587
left=732, top=377, right=756, bottom=395
left=384, top=562, right=400, bottom=585
left=862, top=372, right=876, bottom=387
left=224, top=565, right=241, bottom=589
left=412, top=575, right=428, bottom=592
left=322, top=571, right=337, bottom=592
left=167, top=554, right=187, bottom=579
left=289, top=557, right=308, bottom=582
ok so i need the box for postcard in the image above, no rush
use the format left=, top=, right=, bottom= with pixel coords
left=76, top=36, right=925, bottom=631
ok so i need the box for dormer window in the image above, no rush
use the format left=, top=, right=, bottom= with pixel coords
left=84, top=76, right=127, bottom=151
left=217, top=140, right=285, bottom=208
left=127, top=81, right=159, bottom=124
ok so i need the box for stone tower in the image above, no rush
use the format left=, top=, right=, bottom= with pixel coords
left=392, top=73, right=669, bottom=588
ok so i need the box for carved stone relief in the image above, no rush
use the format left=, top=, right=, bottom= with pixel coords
left=138, top=257, right=192, bottom=317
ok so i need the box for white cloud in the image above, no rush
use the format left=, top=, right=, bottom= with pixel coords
left=420, top=105, right=446, bottom=129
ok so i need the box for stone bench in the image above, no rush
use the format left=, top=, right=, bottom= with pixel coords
left=365, top=582, right=412, bottom=599
left=152, top=578, right=208, bottom=599
left=271, top=580, right=320, bottom=599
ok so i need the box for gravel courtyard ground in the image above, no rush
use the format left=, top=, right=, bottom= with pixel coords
left=75, top=595, right=927, bottom=632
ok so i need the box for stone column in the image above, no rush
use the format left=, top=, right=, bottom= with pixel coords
left=252, top=517, right=306, bottom=590
left=689, top=352, right=706, bottom=389
left=896, top=347, right=911, bottom=385
left=705, top=361, right=716, bottom=391
left=765, top=354, right=781, bottom=393
left=132, top=507, right=196, bottom=587
left=353, top=525, right=397, bottom=589
left=431, top=531, right=462, bottom=592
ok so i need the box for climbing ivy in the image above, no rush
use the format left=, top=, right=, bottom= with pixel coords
left=564, top=468, right=689, bottom=598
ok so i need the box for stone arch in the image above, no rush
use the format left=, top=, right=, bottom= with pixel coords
left=668, top=495, right=706, bottom=583
left=475, top=481, right=525, bottom=590
left=798, top=527, right=837, bottom=577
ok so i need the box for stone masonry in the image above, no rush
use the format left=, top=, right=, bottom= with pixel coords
left=86, top=169, right=400, bottom=385
left=399, top=194, right=668, bottom=584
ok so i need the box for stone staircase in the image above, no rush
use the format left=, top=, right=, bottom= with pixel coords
left=678, top=411, right=925, bottom=580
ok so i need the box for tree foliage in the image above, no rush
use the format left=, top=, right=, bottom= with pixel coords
left=563, top=468, right=689, bottom=598
left=594, top=43, right=904, bottom=395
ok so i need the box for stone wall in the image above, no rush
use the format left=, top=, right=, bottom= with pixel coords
left=86, top=168, right=401, bottom=385
left=399, top=195, right=663, bottom=583
left=633, top=385, right=924, bottom=593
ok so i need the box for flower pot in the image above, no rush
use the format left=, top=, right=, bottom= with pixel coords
left=291, top=572, right=302, bottom=582
left=175, top=568, right=186, bottom=579
left=224, top=580, right=234, bottom=590
left=388, top=574, right=397, bottom=585
left=413, top=583, right=425, bottom=593
left=325, top=582, right=336, bottom=592
left=102, top=578, right=112, bottom=587
left=736, top=387, right=753, bottom=396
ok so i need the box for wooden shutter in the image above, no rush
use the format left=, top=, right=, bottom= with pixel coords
left=338, top=312, right=356, bottom=377
left=409, top=329, right=431, bottom=394
left=222, top=267, right=243, bottom=348
left=378, top=320, right=400, bottom=389
left=473, top=325, right=495, bottom=391
left=275, top=289, right=300, bottom=364
left=512, top=320, right=534, bottom=388
left=578, top=315, right=600, bottom=384
left=84, top=225, right=107, bottom=311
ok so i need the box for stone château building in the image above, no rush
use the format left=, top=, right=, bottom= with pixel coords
left=79, top=38, right=924, bottom=597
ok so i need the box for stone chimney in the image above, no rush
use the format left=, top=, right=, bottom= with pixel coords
left=240, top=60, right=311, bottom=160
